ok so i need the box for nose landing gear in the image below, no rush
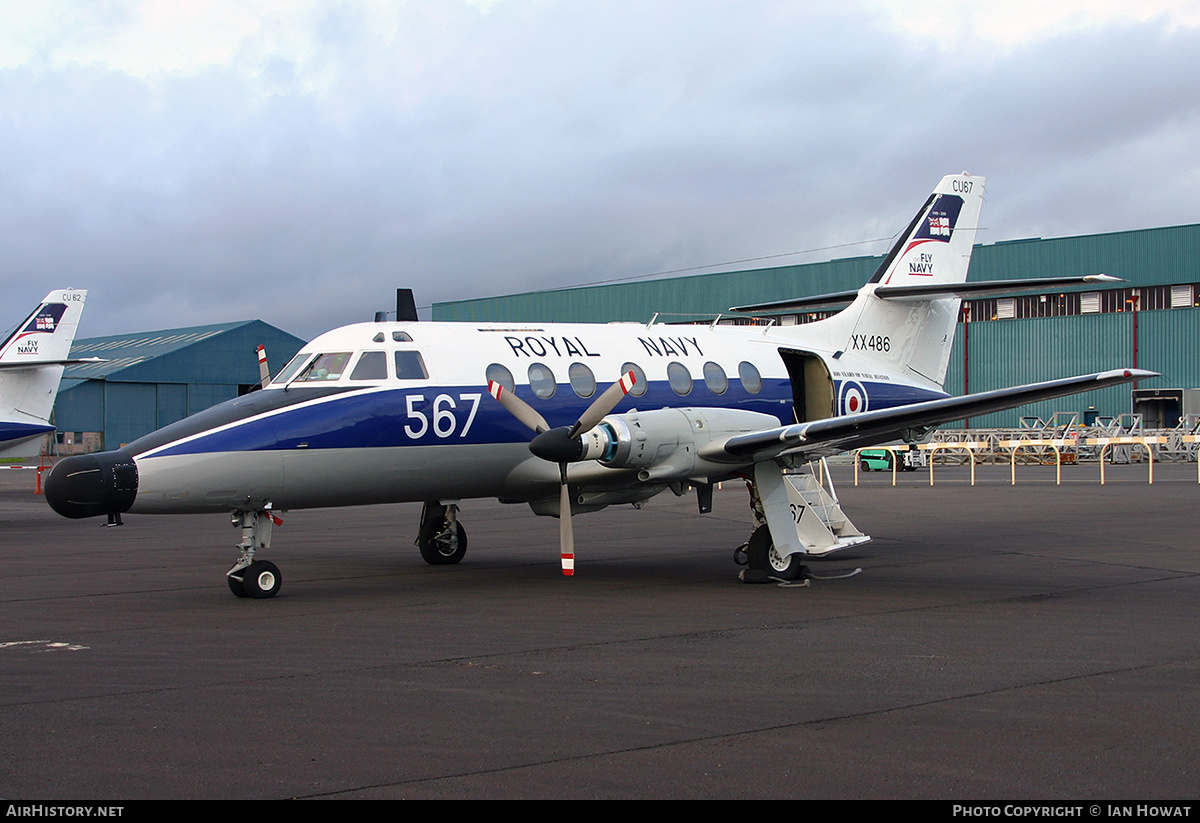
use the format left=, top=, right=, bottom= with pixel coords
left=227, top=508, right=283, bottom=598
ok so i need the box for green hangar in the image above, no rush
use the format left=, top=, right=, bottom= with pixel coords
left=54, top=320, right=305, bottom=452
left=432, top=223, right=1200, bottom=429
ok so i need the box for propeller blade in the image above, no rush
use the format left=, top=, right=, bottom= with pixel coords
left=568, top=370, right=636, bottom=437
left=490, top=371, right=635, bottom=579
left=488, top=380, right=550, bottom=434
left=256, top=345, right=271, bottom=389
left=559, top=466, right=574, bottom=577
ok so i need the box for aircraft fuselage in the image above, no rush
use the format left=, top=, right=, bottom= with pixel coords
left=100, top=318, right=946, bottom=515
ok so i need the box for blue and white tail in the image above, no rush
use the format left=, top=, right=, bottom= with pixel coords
left=0, top=289, right=89, bottom=458
left=798, top=173, right=985, bottom=387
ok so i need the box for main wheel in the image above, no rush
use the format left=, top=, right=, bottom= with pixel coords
left=859, top=459, right=871, bottom=472
left=746, top=524, right=805, bottom=581
left=241, top=560, right=282, bottom=599
left=419, top=519, right=468, bottom=565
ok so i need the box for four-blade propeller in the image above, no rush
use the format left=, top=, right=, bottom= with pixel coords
left=487, top=371, right=636, bottom=575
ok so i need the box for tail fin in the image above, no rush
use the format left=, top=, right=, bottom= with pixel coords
left=0, top=289, right=88, bottom=458
left=803, top=173, right=985, bottom=387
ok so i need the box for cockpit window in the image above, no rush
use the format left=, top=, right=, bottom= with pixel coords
left=350, top=351, right=388, bottom=380
left=298, top=352, right=352, bottom=382
left=271, top=352, right=313, bottom=385
left=393, top=331, right=413, bottom=342
left=394, top=350, right=429, bottom=380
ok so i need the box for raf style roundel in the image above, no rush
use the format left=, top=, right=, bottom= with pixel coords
left=838, top=380, right=869, bottom=416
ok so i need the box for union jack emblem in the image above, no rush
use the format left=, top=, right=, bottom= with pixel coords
left=928, top=215, right=951, bottom=236
left=36, top=316, right=55, bottom=330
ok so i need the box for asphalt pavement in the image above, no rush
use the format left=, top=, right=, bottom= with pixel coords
left=2, top=462, right=1197, bottom=799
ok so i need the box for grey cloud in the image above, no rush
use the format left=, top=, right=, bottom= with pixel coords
left=1, top=4, right=1198, bottom=342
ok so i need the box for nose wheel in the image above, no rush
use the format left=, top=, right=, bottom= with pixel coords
left=228, top=560, right=282, bottom=598
left=227, top=509, right=283, bottom=598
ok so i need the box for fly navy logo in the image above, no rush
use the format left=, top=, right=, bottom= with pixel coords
left=16, top=340, right=39, bottom=354
left=838, top=380, right=868, bottom=415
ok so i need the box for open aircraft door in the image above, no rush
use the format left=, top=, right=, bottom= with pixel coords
left=778, top=348, right=835, bottom=424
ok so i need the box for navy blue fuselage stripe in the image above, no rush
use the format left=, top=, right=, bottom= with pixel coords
left=140, top=379, right=948, bottom=458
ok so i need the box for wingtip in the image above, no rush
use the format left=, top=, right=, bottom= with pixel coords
left=1098, top=368, right=1158, bottom=381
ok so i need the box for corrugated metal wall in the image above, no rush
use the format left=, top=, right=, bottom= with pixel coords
left=433, top=224, right=1200, bottom=323
left=944, top=312, right=1145, bottom=427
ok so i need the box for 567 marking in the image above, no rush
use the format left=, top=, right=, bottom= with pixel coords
left=849, top=334, right=891, bottom=353
left=404, top=393, right=482, bottom=439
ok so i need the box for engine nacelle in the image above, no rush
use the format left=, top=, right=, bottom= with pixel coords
left=584, top=407, right=782, bottom=483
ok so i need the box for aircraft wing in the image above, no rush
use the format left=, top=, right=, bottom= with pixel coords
left=706, top=368, right=1157, bottom=463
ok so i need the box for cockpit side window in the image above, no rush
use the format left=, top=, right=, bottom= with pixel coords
left=350, top=351, right=388, bottom=380
left=394, top=350, right=429, bottom=380
left=299, top=352, right=352, bottom=382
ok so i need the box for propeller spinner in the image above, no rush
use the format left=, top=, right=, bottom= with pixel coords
left=487, top=371, right=636, bottom=576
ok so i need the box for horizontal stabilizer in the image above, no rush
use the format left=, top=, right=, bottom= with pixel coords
left=874, top=274, right=1122, bottom=301
left=0, top=357, right=103, bottom=371
left=729, top=274, right=1123, bottom=315
left=707, top=368, right=1157, bottom=463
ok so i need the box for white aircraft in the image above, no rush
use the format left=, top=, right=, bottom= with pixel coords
left=44, top=174, right=1153, bottom=597
left=0, top=289, right=91, bottom=459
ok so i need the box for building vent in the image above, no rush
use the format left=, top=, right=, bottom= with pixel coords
left=996, top=298, right=1015, bottom=319
left=1081, top=292, right=1100, bottom=314
left=1171, top=285, right=1193, bottom=308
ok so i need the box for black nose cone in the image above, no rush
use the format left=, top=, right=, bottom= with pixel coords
left=45, top=450, right=139, bottom=519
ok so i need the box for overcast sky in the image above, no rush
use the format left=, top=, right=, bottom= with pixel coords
left=3, top=0, right=1199, bottom=341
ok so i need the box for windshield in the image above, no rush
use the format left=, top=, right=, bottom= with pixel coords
left=271, top=352, right=313, bottom=385
left=297, top=352, right=353, bottom=382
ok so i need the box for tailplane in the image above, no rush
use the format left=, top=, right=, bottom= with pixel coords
left=0, top=289, right=89, bottom=458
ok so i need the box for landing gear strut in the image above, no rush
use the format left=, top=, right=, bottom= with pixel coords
left=227, top=509, right=283, bottom=598
left=417, top=502, right=467, bottom=565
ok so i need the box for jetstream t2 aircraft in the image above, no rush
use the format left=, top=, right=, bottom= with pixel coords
left=45, top=174, right=1152, bottom=597
left=0, top=290, right=91, bottom=459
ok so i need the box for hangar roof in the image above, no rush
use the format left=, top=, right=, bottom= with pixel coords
left=62, top=319, right=304, bottom=386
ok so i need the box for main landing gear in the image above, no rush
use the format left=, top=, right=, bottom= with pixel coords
left=745, top=523, right=810, bottom=582
left=417, top=502, right=467, bottom=565
left=736, top=461, right=870, bottom=584
left=227, top=509, right=283, bottom=598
